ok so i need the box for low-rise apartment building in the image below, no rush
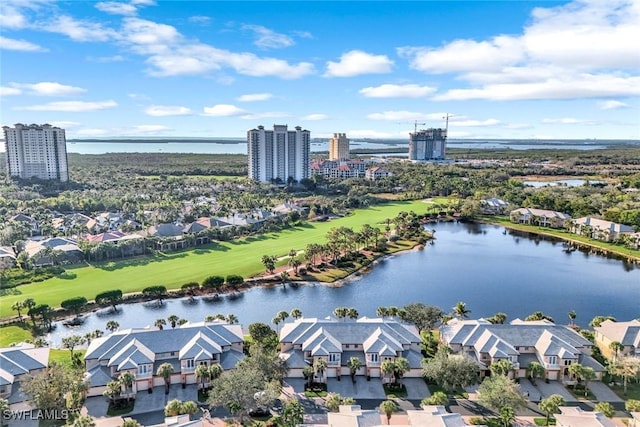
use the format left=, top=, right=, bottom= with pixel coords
left=440, top=319, right=605, bottom=382
left=84, top=321, right=244, bottom=397
left=279, top=317, right=423, bottom=382
left=594, top=319, right=640, bottom=360
left=510, top=208, right=571, bottom=228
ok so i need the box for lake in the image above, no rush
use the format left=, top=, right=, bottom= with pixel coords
left=523, top=179, right=604, bottom=187
left=46, top=222, right=640, bottom=346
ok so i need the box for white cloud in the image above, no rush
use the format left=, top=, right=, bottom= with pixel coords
left=10, top=82, right=87, bottom=96
left=0, top=36, right=47, bottom=52
left=359, top=84, right=437, bottom=98
left=241, top=24, right=294, bottom=49
left=145, top=105, right=192, bottom=116
left=130, top=0, right=156, bottom=5
left=433, top=74, right=640, bottom=101
left=188, top=15, right=211, bottom=24
left=117, top=19, right=314, bottom=79
left=598, top=100, right=629, bottom=110
left=542, top=117, right=598, bottom=125
left=241, top=112, right=291, bottom=120
left=451, top=119, right=501, bottom=127
left=87, top=55, right=125, bottom=63
left=302, top=114, right=328, bottom=120
left=95, top=2, right=138, bottom=15
left=402, top=0, right=640, bottom=102
left=202, top=104, right=247, bottom=117
left=75, top=128, right=109, bottom=136
left=18, top=100, right=118, bottom=112
left=49, top=121, right=81, bottom=128
left=0, top=5, right=27, bottom=29
left=325, top=50, right=393, bottom=77
left=504, top=123, right=533, bottom=129
left=0, top=86, right=21, bottom=96
left=399, top=36, right=524, bottom=74
left=45, top=15, right=117, bottom=42
left=237, top=93, right=273, bottom=102
left=366, top=111, right=430, bottom=121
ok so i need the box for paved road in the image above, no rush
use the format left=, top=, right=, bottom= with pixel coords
left=588, top=382, right=625, bottom=402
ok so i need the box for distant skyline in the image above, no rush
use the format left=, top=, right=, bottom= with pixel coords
left=1, top=0, right=638, bottom=140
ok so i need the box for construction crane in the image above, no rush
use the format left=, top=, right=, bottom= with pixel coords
left=397, top=120, right=426, bottom=133
left=442, top=113, right=454, bottom=135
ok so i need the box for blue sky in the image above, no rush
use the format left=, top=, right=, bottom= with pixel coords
left=1, top=0, right=638, bottom=140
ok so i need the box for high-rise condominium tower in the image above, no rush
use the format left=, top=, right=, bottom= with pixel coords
left=247, top=124, right=310, bottom=183
left=329, top=133, right=350, bottom=160
left=3, top=123, right=69, bottom=181
left=408, top=128, right=447, bottom=161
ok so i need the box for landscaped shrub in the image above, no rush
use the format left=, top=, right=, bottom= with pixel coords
left=225, top=274, right=244, bottom=287
left=201, top=275, right=224, bottom=290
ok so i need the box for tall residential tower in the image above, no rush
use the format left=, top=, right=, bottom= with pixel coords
left=247, top=124, right=310, bottom=183
left=328, top=133, right=350, bottom=160
left=3, top=123, right=69, bottom=181
left=408, top=128, right=447, bottom=161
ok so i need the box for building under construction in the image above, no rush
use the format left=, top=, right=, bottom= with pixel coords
left=408, top=127, right=447, bottom=161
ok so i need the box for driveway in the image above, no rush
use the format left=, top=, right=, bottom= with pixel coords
left=402, top=378, right=431, bottom=400
left=518, top=378, right=542, bottom=403
left=327, top=377, right=385, bottom=399
left=283, top=378, right=307, bottom=394
left=587, top=382, right=624, bottom=402
left=534, top=381, right=577, bottom=403
left=82, top=395, right=110, bottom=420
left=129, top=385, right=199, bottom=415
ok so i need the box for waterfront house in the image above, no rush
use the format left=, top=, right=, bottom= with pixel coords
left=594, top=319, right=640, bottom=360
left=480, top=198, right=509, bottom=215
left=440, top=319, right=605, bottom=382
left=554, top=407, right=615, bottom=427
left=84, top=321, right=244, bottom=397
left=570, top=217, right=635, bottom=242
left=279, top=317, right=423, bottom=381
left=509, top=208, right=570, bottom=228
left=0, top=344, right=49, bottom=404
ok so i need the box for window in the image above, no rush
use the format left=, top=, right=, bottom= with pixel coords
left=138, top=364, right=149, bottom=375
left=329, top=353, right=339, bottom=364
left=185, top=359, right=195, bottom=369
left=564, top=360, right=572, bottom=366
left=548, top=356, right=557, bottom=365
left=369, top=353, right=379, bottom=363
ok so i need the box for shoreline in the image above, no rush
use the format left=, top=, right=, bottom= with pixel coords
left=0, top=240, right=425, bottom=328
left=479, top=219, right=640, bottom=263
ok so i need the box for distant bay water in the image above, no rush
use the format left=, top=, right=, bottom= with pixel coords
left=2, top=138, right=637, bottom=155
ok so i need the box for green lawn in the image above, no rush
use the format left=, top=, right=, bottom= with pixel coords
left=0, top=200, right=429, bottom=318
left=610, top=381, right=640, bottom=401
left=0, top=324, right=32, bottom=346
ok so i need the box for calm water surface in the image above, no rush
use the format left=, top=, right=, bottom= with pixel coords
left=47, top=222, right=639, bottom=346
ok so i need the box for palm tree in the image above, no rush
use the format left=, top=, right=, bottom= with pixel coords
left=119, top=371, right=135, bottom=402
left=11, top=301, right=24, bottom=321
left=290, top=308, right=303, bottom=320
left=347, top=307, right=359, bottom=320
left=23, top=298, right=36, bottom=326
left=568, top=310, right=577, bottom=326
left=528, top=361, right=545, bottom=385
left=156, top=362, right=174, bottom=394
left=303, top=366, right=315, bottom=388
left=333, top=306, right=348, bottom=321
left=106, top=320, right=119, bottom=332
left=380, top=400, right=397, bottom=425
left=314, top=358, right=327, bottom=384
left=209, top=363, right=223, bottom=386
left=347, top=357, right=362, bottom=383
left=167, top=314, right=179, bottom=328
left=453, top=301, right=471, bottom=319
left=609, top=341, right=624, bottom=362
left=195, top=364, right=211, bottom=390
left=376, top=306, right=389, bottom=318
left=381, top=360, right=395, bottom=385
left=226, top=314, right=238, bottom=324
left=154, top=318, right=166, bottom=330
